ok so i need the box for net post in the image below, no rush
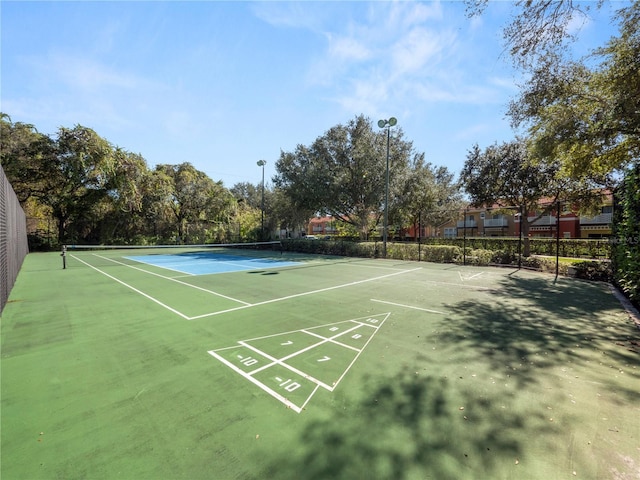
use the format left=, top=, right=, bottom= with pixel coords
left=61, top=245, right=67, bottom=269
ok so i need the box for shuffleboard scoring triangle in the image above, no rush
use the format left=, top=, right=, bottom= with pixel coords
left=207, top=313, right=390, bottom=413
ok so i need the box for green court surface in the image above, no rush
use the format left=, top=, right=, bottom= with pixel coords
left=1, top=248, right=639, bottom=480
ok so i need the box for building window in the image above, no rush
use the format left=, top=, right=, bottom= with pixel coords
left=444, top=227, right=456, bottom=238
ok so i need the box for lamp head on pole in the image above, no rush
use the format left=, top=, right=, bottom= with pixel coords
left=378, top=117, right=397, bottom=129
left=257, top=160, right=266, bottom=167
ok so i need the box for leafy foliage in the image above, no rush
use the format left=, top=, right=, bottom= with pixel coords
left=612, top=162, right=640, bottom=303
left=461, top=139, right=559, bottom=256
left=0, top=114, right=57, bottom=204
left=570, top=261, right=613, bottom=282
left=282, top=239, right=461, bottom=263
left=154, top=162, right=236, bottom=244
left=0, top=115, right=254, bottom=246
left=509, top=3, right=639, bottom=184
left=274, top=115, right=419, bottom=239
left=465, top=0, right=603, bottom=69
left=394, top=162, right=463, bottom=240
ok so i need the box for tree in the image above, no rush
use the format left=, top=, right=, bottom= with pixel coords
left=509, top=4, right=639, bottom=184
left=612, top=161, right=640, bottom=304
left=466, top=0, right=603, bottom=69
left=156, top=162, right=234, bottom=244
left=269, top=187, right=314, bottom=239
left=230, top=182, right=262, bottom=209
left=394, top=161, right=463, bottom=240
left=139, top=167, right=176, bottom=242
left=466, top=1, right=638, bottom=184
left=0, top=114, right=57, bottom=204
left=274, top=115, right=416, bottom=239
left=29, top=125, right=117, bottom=243
left=98, top=148, right=152, bottom=243
left=460, top=139, right=597, bottom=256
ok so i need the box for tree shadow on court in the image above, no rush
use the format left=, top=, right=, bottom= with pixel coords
left=436, top=274, right=640, bottom=396
left=262, top=370, right=554, bottom=480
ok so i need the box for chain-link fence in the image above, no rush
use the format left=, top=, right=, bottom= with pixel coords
left=1, top=165, right=29, bottom=314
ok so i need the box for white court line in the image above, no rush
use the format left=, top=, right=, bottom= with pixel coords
left=188, top=267, right=421, bottom=320
left=269, top=323, right=362, bottom=364
left=223, top=317, right=380, bottom=342
left=70, top=254, right=190, bottom=319
left=238, top=322, right=364, bottom=391
left=207, top=350, right=304, bottom=413
left=301, top=330, right=362, bottom=352
left=120, top=257, right=197, bottom=276
left=346, top=262, right=415, bottom=271
left=370, top=299, right=446, bottom=315
left=239, top=341, right=333, bottom=391
left=299, top=384, right=321, bottom=412
left=458, top=270, right=485, bottom=281
left=330, top=313, right=389, bottom=389
left=425, top=280, right=492, bottom=290
left=208, top=313, right=389, bottom=413
left=92, top=253, right=251, bottom=305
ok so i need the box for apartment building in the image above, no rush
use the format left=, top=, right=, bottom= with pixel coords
left=305, top=195, right=613, bottom=240
left=435, top=197, right=613, bottom=239
left=307, top=215, right=339, bottom=237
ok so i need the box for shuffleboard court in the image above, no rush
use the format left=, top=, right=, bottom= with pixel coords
left=208, top=313, right=390, bottom=412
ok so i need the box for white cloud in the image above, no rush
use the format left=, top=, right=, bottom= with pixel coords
left=50, top=54, right=149, bottom=92
left=301, top=8, right=490, bottom=133
left=566, top=7, right=593, bottom=36
left=385, top=1, right=444, bottom=31
left=453, top=122, right=495, bottom=141
left=334, top=77, right=390, bottom=115
left=488, top=75, right=518, bottom=91
left=251, top=2, right=327, bottom=32
left=326, top=34, right=371, bottom=62
left=390, top=27, right=456, bottom=74
left=20, top=51, right=159, bottom=96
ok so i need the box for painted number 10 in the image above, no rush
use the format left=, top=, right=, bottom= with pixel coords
left=279, top=378, right=301, bottom=392
left=240, top=356, right=258, bottom=367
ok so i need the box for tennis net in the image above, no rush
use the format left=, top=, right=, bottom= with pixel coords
left=66, top=241, right=282, bottom=254
left=64, top=241, right=283, bottom=269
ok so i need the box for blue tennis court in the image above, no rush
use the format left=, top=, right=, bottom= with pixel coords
left=125, top=251, right=300, bottom=275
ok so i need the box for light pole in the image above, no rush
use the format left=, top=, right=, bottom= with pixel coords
left=517, top=205, right=523, bottom=269
left=377, top=117, right=397, bottom=258
left=257, top=160, right=266, bottom=241
left=463, top=207, right=468, bottom=265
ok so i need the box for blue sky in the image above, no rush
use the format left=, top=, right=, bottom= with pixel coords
left=1, top=1, right=624, bottom=188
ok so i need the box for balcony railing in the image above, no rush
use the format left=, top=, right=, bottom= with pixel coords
left=456, top=220, right=477, bottom=228
left=484, top=218, right=508, bottom=227
left=529, top=215, right=557, bottom=226
left=579, top=213, right=612, bottom=225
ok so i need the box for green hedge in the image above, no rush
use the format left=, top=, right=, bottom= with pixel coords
left=281, top=239, right=613, bottom=282
left=282, top=239, right=460, bottom=263
left=420, top=237, right=611, bottom=259
left=612, top=162, right=640, bottom=303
